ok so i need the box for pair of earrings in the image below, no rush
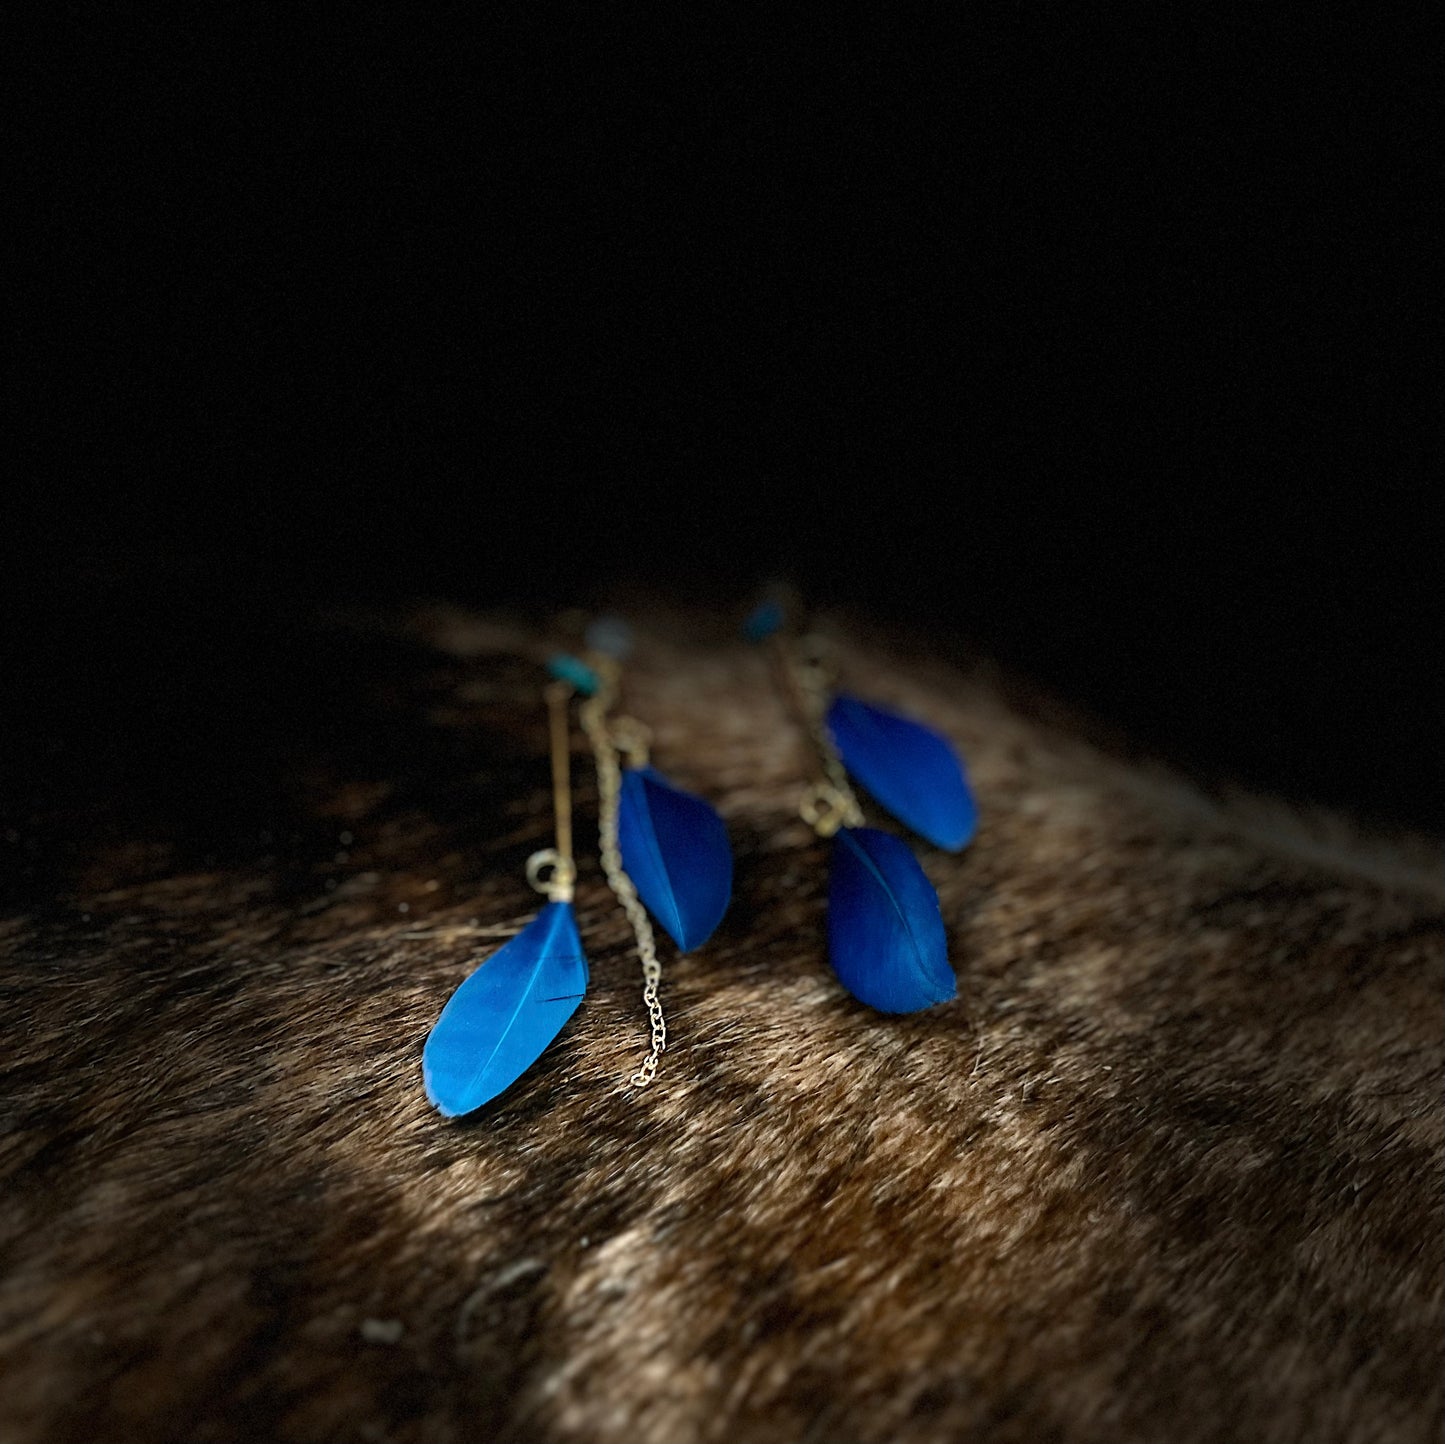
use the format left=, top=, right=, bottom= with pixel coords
left=422, top=630, right=732, bottom=1117
left=422, top=608, right=978, bottom=1117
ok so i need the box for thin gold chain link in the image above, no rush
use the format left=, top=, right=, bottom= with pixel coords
left=579, top=657, right=667, bottom=1087
left=770, top=633, right=863, bottom=836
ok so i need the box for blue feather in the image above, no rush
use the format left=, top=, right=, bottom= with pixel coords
left=422, top=901, right=588, bottom=1117
left=617, top=766, right=732, bottom=951
left=827, top=826, right=955, bottom=1013
left=826, top=695, right=978, bottom=851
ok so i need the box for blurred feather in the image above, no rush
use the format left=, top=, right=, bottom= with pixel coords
left=827, top=695, right=978, bottom=850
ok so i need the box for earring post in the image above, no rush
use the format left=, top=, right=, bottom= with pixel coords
left=544, top=681, right=574, bottom=873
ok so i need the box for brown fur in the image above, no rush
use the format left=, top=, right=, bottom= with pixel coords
left=2, top=605, right=1441, bottom=1444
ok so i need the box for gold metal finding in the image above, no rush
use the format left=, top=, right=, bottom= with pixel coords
left=526, top=682, right=577, bottom=902
left=579, top=655, right=667, bottom=1088
left=798, top=781, right=857, bottom=837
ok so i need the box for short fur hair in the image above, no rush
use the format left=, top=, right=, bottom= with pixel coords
left=2, top=605, right=1441, bottom=1443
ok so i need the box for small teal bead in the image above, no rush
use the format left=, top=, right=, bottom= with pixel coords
left=547, top=653, right=600, bottom=695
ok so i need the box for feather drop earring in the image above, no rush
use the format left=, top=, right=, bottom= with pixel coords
left=749, top=601, right=974, bottom=1013
left=421, top=677, right=589, bottom=1116
left=550, top=620, right=733, bottom=1086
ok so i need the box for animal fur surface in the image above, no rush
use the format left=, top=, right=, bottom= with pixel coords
left=1, top=605, right=1441, bottom=1444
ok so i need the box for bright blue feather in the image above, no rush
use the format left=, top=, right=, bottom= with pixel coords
left=617, top=766, right=732, bottom=951
left=422, top=901, right=588, bottom=1117
left=827, top=826, right=955, bottom=1013
left=826, top=695, right=978, bottom=851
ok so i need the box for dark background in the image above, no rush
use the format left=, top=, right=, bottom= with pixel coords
left=6, top=9, right=1436, bottom=839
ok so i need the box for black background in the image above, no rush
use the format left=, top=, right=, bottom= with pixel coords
left=6, top=8, right=1437, bottom=835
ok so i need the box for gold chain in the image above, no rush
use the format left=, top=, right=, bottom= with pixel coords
left=579, top=657, right=666, bottom=1088
left=770, top=633, right=863, bottom=837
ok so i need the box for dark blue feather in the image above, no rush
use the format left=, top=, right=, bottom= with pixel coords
left=826, top=694, right=978, bottom=851
left=422, top=901, right=588, bottom=1117
left=827, top=826, right=955, bottom=1013
left=617, top=766, right=732, bottom=951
